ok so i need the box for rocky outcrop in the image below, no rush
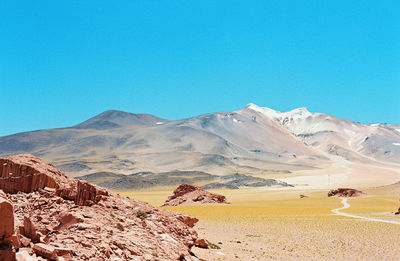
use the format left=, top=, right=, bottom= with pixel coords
left=395, top=201, right=400, bottom=215
left=74, top=180, right=109, bottom=206
left=328, top=188, right=364, bottom=197
left=0, top=154, right=108, bottom=207
left=0, top=154, right=203, bottom=260
left=0, top=154, right=73, bottom=194
left=163, top=184, right=229, bottom=206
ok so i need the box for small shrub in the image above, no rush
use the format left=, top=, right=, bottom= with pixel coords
left=110, top=213, right=115, bottom=218
left=116, top=222, right=124, bottom=231
left=136, top=210, right=148, bottom=218
left=206, top=240, right=221, bottom=249
left=113, top=241, right=125, bottom=250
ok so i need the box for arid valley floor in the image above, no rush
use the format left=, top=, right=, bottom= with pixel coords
left=120, top=185, right=400, bottom=260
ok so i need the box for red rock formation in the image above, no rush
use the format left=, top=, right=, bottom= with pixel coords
left=23, top=216, right=40, bottom=243
left=33, top=243, right=57, bottom=260
left=0, top=154, right=109, bottom=208
left=0, top=189, right=17, bottom=261
left=328, top=188, right=364, bottom=197
left=0, top=154, right=203, bottom=260
left=0, top=190, right=14, bottom=238
left=74, top=180, right=108, bottom=206
left=0, top=154, right=73, bottom=194
left=163, top=184, right=229, bottom=206
left=176, top=215, right=199, bottom=228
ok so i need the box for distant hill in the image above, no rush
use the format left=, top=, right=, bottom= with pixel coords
left=76, top=171, right=292, bottom=190
left=74, top=110, right=166, bottom=129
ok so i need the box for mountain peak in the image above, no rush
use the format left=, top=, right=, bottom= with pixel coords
left=245, top=103, right=281, bottom=118
left=74, top=110, right=166, bottom=129
left=286, top=107, right=311, bottom=118
left=246, top=103, right=312, bottom=118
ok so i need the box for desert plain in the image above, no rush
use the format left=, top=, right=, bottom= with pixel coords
left=119, top=168, right=400, bottom=261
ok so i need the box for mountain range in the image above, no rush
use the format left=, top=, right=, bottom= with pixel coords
left=1, top=103, right=399, bottom=189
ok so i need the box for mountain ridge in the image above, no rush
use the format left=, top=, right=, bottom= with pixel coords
left=1, top=104, right=399, bottom=189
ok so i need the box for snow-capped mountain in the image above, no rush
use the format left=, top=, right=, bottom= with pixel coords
left=0, top=104, right=399, bottom=187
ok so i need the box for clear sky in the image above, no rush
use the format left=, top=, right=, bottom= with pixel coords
left=1, top=1, right=399, bottom=136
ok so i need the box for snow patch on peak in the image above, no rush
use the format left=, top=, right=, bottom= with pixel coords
left=246, top=103, right=282, bottom=119
left=246, top=103, right=312, bottom=120
left=286, top=107, right=311, bottom=118
left=245, top=103, right=320, bottom=135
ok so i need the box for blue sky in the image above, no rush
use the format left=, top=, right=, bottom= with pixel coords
left=0, top=1, right=399, bottom=136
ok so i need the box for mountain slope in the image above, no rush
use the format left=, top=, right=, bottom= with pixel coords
left=74, top=110, right=167, bottom=129
left=0, top=104, right=399, bottom=188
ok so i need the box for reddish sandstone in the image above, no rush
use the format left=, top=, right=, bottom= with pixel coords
left=0, top=190, right=14, bottom=238
left=0, top=189, right=16, bottom=261
left=0, top=154, right=203, bottom=260
left=163, top=184, right=229, bottom=206
left=33, top=243, right=57, bottom=260
left=328, top=188, right=364, bottom=197
left=0, top=154, right=73, bottom=194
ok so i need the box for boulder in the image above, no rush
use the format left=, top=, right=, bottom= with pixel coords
left=163, top=184, right=228, bottom=206
left=177, top=215, right=199, bottom=228
left=23, top=216, right=40, bottom=243
left=54, top=212, right=82, bottom=230
left=16, top=250, right=35, bottom=261
left=19, top=235, right=31, bottom=247
left=194, top=239, right=208, bottom=248
left=0, top=189, right=17, bottom=261
left=328, top=188, right=364, bottom=197
left=33, top=243, right=57, bottom=260
left=0, top=190, right=14, bottom=239
left=54, top=247, right=73, bottom=257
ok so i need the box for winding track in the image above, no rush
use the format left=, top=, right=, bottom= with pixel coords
left=331, top=198, right=400, bottom=225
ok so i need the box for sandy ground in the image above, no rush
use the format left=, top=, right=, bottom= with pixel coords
left=119, top=186, right=400, bottom=261
left=276, top=160, right=400, bottom=189
left=332, top=198, right=400, bottom=225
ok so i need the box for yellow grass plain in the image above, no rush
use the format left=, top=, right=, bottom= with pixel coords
left=117, top=187, right=400, bottom=260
